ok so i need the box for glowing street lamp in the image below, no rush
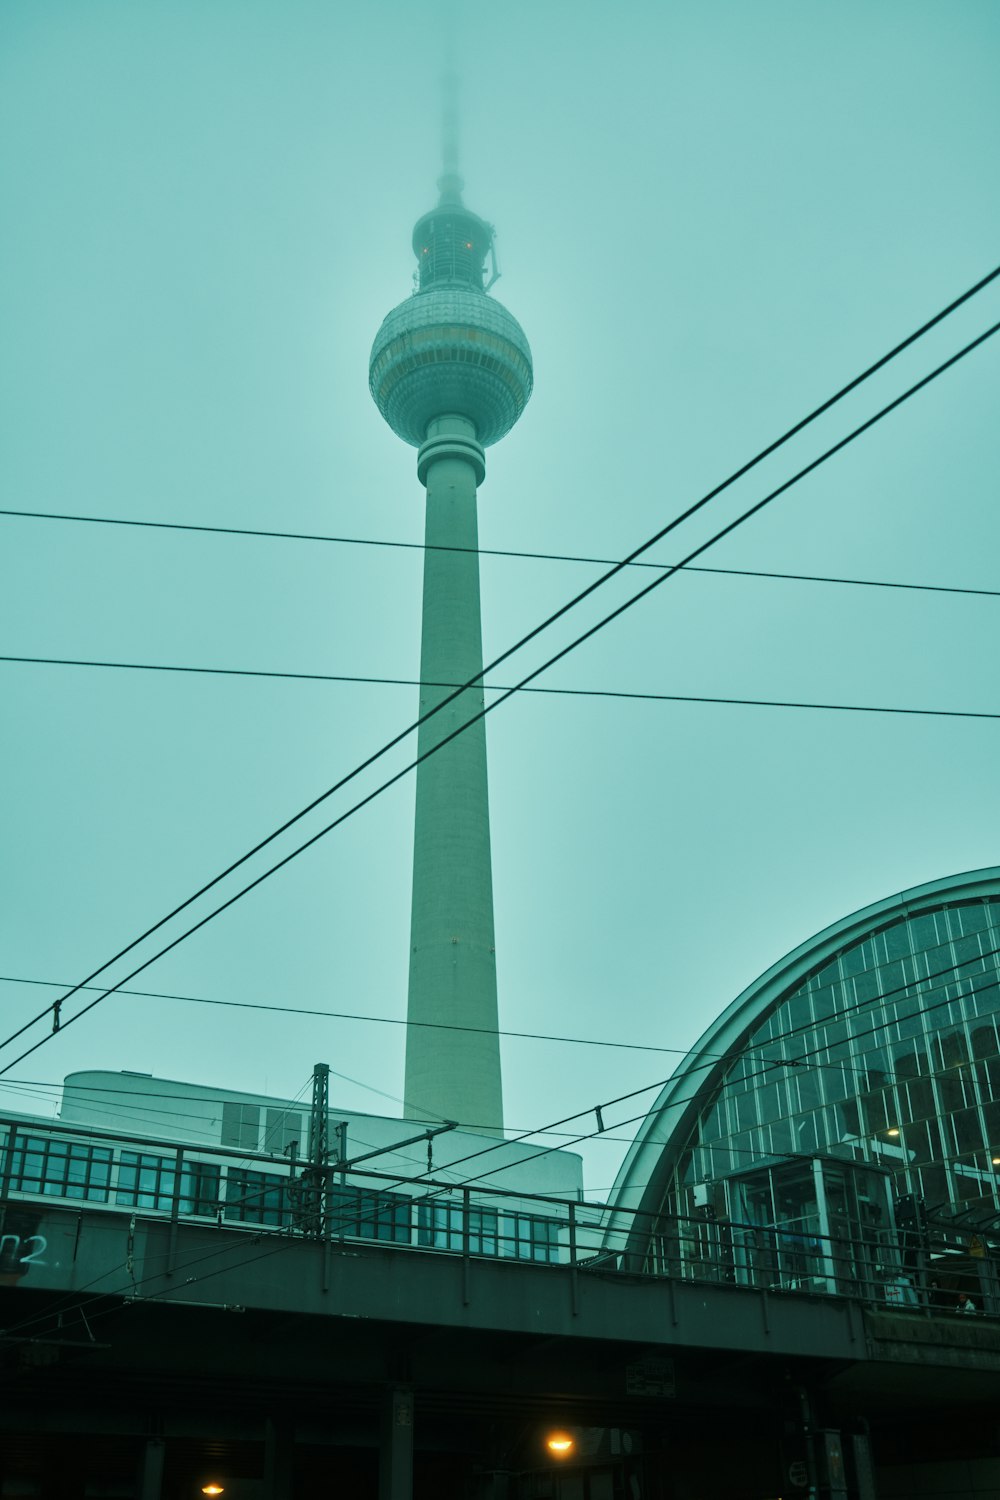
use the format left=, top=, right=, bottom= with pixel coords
left=545, top=1431, right=576, bottom=1459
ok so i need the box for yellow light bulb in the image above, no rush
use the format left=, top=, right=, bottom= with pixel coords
left=546, top=1432, right=575, bottom=1457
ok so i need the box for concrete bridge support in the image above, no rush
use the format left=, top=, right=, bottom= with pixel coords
left=379, top=1385, right=414, bottom=1500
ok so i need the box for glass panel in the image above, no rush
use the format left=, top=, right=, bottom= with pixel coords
left=908, top=913, right=940, bottom=951
left=12, top=1137, right=112, bottom=1202
left=951, top=1108, right=985, bottom=1155
left=226, top=1168, right=292, bottom=1227
left=416, top=1200, right=463, bottom=1250
left=328, top=1186, right=411, bottom=1243
left=956, top=903, right=989, bottom=935
left=179, top=1162, right=221, bottom=1216
left=116, top=1151, right=176, bottom=1210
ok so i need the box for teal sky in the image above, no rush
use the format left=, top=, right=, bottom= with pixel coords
left=2, top=0, right=998, bottom=1193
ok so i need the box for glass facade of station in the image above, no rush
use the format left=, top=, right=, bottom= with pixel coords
left=663, top=896, right=1000, bottom=1222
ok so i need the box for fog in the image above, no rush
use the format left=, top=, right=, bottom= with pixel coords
left=2, top=0, right=998, bottom=1191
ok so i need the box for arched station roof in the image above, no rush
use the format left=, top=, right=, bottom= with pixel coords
left=607, top=866, right=1000, bottom=1237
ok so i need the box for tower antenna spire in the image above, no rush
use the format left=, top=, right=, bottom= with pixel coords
left=438, top=65, right=463, bottom=205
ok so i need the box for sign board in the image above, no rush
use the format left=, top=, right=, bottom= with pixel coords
left=625, top=1358, right=675, bottom=1398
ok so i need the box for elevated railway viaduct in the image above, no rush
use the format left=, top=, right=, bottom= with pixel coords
left=2, top=1202, right=999, bottom=1500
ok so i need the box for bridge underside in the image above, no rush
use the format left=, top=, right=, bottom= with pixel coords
left=3, top=1207, right=1000, bottom=1497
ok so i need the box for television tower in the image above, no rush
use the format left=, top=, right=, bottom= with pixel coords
left=369, top=78, right=532, bottom=1137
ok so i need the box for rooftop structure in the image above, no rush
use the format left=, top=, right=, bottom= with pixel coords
left=607, top=866, right=1000, bottom=1264
left=56, top=1069, right=582, bottom=1203
left=369, top=83, right=532, bottom=1136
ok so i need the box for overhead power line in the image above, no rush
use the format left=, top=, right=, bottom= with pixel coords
left=3, top=931, right=998, bottom=1064
left=0, top=1060, right=690, bottom=1347
left=3, top=504, right=999, bottom=602
left=0, top=1049, right=696, bottom=1342
left=4, top=937, right=997, bottom=1146
left=11, top=956, right=999, bottom=1342
left=11, top=922, right=990, bottom=1329
left=4, top=654, right=999, bottom=721
left=361, top=964, right=1000, bottom=1199
left=4, top=949, right=1000, bottom=1343
left=0, top=974, right=692, bottom=1056
left=3, top=284, right=997, bottom=1075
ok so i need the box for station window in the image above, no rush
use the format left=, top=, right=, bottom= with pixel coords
left=328, top=1185, right=411, bottom=1243
left=498, top=1213, right=562, bottom=1263
left=9, top=1135, right=113, bottom=1202
left=225, top=1168, right=293, bottom=1227
left=115, top=1152, right=221, bottom=1216
left=416, top=1200, right=499, bottom=1254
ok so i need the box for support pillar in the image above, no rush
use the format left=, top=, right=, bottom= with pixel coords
left=137, top=1438, right=165, bottom=1500
left=379, top=1385, right=414, bottom=1500
left=264, top=1417, right=294, bottom=1500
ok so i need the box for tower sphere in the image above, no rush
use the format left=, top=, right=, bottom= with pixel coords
left=369, top=285, right=533, bottom=450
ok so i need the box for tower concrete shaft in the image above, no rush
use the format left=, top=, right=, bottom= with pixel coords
left=369, top=128, right=531, bottom=1140
left=405, top=415, right=503, bottom=1136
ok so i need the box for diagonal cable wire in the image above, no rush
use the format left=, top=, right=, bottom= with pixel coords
left=3, top=952, right=999, bottom=1340
left=2, top=275, right=997, bottom=1061
left=2, top=317, right=998, bottom=1077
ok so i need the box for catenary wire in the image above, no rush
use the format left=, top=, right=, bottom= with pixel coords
left=0, top=961, right=972, bottom=1346
left=4, top=504, right=1000, bottom=602
left=4, top=925, right=996, bottom=1164
left=2, top=271, right=996, bottom=1062
left=5, top=954, right=995, bottom=1332
left=5, top=955, right=999, bottom=1341
left=0, top=1066, right=684, bottom=1341
left=8, top=922, right=998, bottom=1323
left=5, top=654, right=1000, bottom=722
left=1, top=286, right=1000, bottom=1308
left=0, top=1060, right=682, bottom=1339
left=3, top=314, right=996, bottom=1082
left=25, top=949, right=1000, bottom=1202
left=0, top=976, right=694, bottom=1056
left=306, top=963, right=1000, bottom=1244
left=4, top=928, right=999, bottom=1065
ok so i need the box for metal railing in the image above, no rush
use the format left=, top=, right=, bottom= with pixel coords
left=1, top=1113, right=996, bottom=1316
